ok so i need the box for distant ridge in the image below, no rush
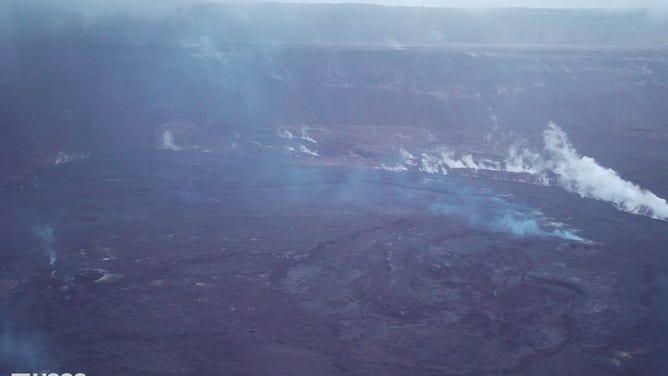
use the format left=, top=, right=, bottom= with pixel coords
left=4, top=1, right=668, bottom=48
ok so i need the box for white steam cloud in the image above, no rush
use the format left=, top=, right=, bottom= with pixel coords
left=409, top=122, right=668, bottom=221
left=540, top=122, right=668, bottom=220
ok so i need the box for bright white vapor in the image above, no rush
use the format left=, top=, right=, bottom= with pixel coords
left=411, top=123, right=668, bottom=221
left=541, top=123, right=668, bottom=220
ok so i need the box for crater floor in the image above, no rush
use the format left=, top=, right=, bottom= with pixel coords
left=1, top=151, right=666, bottom=375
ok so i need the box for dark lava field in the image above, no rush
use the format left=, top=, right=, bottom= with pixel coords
left=1, top=2, right=668, bottom=375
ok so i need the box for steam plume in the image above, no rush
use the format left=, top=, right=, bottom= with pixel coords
left=412, top=122, right=668, bottom=221
left=541, top=122, right=668, bottom=220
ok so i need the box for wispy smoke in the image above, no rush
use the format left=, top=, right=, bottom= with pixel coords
left=0, top=322, right=52, bottom=371
left=429, top=185, right=585, bottom=241
left=278, top=127, right=321, bottom=158
left=158, top=130, right=182, bottom=151
left=417, top=150, right=501, bottom=175
left=33, top=225, right=56, bottom=265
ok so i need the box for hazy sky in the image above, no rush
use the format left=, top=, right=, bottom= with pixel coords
left=219, top=0, right=667, bottom=7
left=27, top=0, right=668, bottom=21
